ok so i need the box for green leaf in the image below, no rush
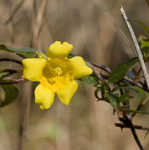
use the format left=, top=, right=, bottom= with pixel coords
left=67, top=53, right=74, bottom=59
left=0, top=70, right=17, bottom=79
left=131, top=20, right=149, bottom=36
left=139, top=37, right=149, bottom=61
left=142, top=48, right=149, bottom=62
left=0, top=44, right=36, bottom=58
left=112, top=85, right=127, bottom=92
left=105, top=93, right=120, bottom=110
left=0, top=84, right=18, bottom=107
left=85, top=61, right=93, bottom=68
left=81, top=75, right=98, bottom=86
left=101, top=84, right=107, bottom=99
left=109, top=57, right=138, bottom=83
left=36, top=52, right=47, bottom=59
left=141, top=95, right=149, bottom=105
left=140, top=40, right=149, bottom=49
left=119, top=94, right=130, bottom=103
left=0, top=72, right=9, bottom=79
left=128, top=86, right=145, bottom=100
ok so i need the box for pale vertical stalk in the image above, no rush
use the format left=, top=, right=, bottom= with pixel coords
left=19, top=82, right=32, bottom=150
left=120, top=6, right=149, bottom=89
left=19, top=1, right=48, bottom=150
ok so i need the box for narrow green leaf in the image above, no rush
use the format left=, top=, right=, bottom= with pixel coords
left=142, top=48, right=149, bottom=62
left=139, top=37, right=149, bottom=61
left=0, top=84, right=18, bottom=107
left=0, top=72, right=9, bottom=79
left=0, top=44, right=36, bottom=58
left=0, top=70, right=17, bottom=79
left=81, top=75, right=98, bottom=86
left=128, top=86, right=145, bottom=100
left=140, top=40, right=149, bottom=49
left=142, top=96, right=149, bottom=105
left=131, top=20, right=149, bottom=36
left=109, top=57, right=138, bottom=83
left=101, top=84, right=107, bottom=99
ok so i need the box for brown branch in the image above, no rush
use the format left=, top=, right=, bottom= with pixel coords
left=92, top=63, right=112, bottom=73
left=92, top=63, right=149, bottom=92
left=0, top=77, right=26, bottom=84
left=119, top=116, right=144, bottom=150
left=115, top=123, right=149, bottom=131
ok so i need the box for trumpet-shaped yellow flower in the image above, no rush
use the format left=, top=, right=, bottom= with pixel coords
left=22, top=41, right=93, bottom=109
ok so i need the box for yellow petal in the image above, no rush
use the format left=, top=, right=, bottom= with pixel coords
left=57, top=80, right=78, bottom=105
left=35, top=84, right=55, bottom=109
left=47, top=41, right=73, bottom=58
left=22, top=58, right=47, bottom=81
left=69, top=56, right=93, bottom=78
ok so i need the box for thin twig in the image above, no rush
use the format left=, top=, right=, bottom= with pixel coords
left=32, top=0, right=48, bottom=49
left=0, top=58, right=22, bottom=65
left=4, top=0, right=25, bottom=25
left=0, top=77, right=26, bottom=84
left=120, top=6, right=149, bottom=90
left=92, top=63, right=149, bottom=92
left=92, top=63, right=112, bottom=73
left=19, top=1, right=48, bottom=150
left=115, top=123, right=149, bottom=131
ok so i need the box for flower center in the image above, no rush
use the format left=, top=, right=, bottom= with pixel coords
left=54, top=67, right=63, bottom=76
left=42, top=58, right=73, bottom=86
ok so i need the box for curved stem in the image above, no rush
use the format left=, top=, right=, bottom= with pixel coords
left=0, top=58, right=22, bottom=65
left=129, top=121, right=144, bottom=150
left=120, top=116, right=144, bottom=150
left=0, top=78, right=26, bottom=84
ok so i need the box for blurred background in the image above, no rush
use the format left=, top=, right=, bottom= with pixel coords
left=0, top=0, right=149, bottom=150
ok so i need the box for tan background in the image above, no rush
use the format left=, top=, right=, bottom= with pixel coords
left=0, top=0, right=149, bottom=150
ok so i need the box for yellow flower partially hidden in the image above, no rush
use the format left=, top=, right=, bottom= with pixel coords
left=22, top=41, right=93, bottom=109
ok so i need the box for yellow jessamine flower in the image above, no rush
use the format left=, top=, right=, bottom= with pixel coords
left=22, top=41, right=93, bottom=109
